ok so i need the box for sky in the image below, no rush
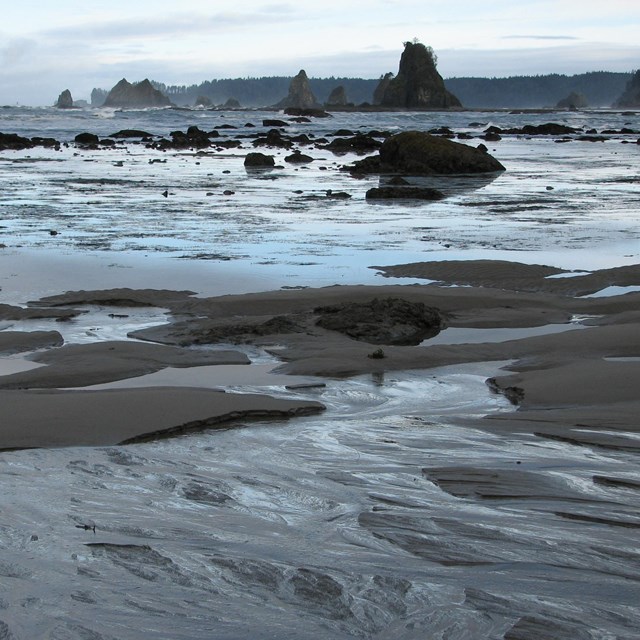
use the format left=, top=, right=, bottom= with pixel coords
left=1, top=0, right=639, bottom=105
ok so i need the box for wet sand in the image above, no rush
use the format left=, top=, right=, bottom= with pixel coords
left=1, top=256, right=638, bottom=452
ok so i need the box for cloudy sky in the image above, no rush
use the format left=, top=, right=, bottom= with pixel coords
left=1, top=0, right=639, bottom=105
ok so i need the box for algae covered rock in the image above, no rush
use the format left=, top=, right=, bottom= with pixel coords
left=382, top=41, right=461, bottom=109
left=351, top=131, right=505, bottom=175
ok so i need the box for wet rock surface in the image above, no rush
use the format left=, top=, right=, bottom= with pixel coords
left=314, top=297, right=443, bottom=345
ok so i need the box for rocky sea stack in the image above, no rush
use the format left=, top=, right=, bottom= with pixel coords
left=276, top=70, right=319, bottom=109
left=382, top=41, right=461, bottom=109
left=614, top=70, right=640, bottom=108
left=103, top=79, right=172, bottom=108
left=54, top=89, right=74, bottom=109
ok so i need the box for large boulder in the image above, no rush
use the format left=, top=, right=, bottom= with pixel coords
left=351, top=131, right=505, bottom=175
left=315, top=297, right=443, bottom=345
left=55, top=89, right=74, bottom=109
left=614, top=70, right=640, bottom=108
left=382, top=41, right=461, bottom=109
left=275, top=70, right=319, bottom=109
left=103, top=78, right=172, bottom=108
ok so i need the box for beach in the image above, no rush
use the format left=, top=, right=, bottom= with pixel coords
left=1, top=107, right=639, bottom=638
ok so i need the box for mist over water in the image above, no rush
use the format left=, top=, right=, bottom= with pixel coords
left=0, top=106, right=639, bottom=638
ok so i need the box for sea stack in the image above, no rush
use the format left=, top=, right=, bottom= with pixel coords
left=556, top=91, right=589, bottom=110
left=382, top=41, right=462, bottom=109
left=102, top=78, right=172, bottom=108
left=276, top=70, right=319, bottom=109
left=326, top=86, right=349, bottom=107
left=614, top=70, right=640, bottom=108
left=55, top=89, right=74, bottom=109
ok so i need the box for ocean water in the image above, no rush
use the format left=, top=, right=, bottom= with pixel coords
left=0, top=106, right=639, bottom=638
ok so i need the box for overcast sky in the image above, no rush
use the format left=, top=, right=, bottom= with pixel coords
left=1, top=0, right=639, bottom=105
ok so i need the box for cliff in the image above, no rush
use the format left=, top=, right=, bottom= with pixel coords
left=102, top=79, right=172, bottom=108
left=382, top=41, right=462, bottom=109
left=614, top=70, right=640, bottom=108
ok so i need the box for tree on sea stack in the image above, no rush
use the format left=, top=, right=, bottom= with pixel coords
left=382, top=40, right=462, bottom=109
left=613, top=70, right=640, bottom=108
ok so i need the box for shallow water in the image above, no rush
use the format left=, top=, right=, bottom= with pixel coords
left=1, top=107, right=639, bottom=638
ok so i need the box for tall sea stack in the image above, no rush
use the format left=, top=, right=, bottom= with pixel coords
left=276, top=70, right=319, bottom=109
left=382, top=41, right=461, bottom=109
left=55, top=89, right=74, bottom=109
left=614, top=70, right=640, bottom=108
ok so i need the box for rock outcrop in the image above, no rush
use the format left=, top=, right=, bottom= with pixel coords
left=275, top=70, right=319, bottom=109
left=55, top=89, right=74, bottom=109
left=350, top=131, right=505, bottom=175
left=381, top=41, right=461, bottom=109
left=556, top=91, right=588, bottom=109
left=102, top=79, right=172, bottom=108
left=373, top=73, right=394, bottom=106
left=315, top=298, right=443, bottom=345
left=614, top=70, right=640, bottom=108
left=194, top=95, right=213, bottom=108
left=325, top=86, right=348, bottom=107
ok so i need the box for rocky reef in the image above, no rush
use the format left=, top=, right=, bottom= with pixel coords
left=54, top=89, right=74, bottom=109
left=102, top=78, right=172, bottom=108
left=381, top=41, right=462, bottom=109
left=275, top=70, right=319, bottom=109
left=614, top=70, right=640, bottom=108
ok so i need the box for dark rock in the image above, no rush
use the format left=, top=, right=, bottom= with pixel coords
left=263, top=119, right=288, bottom=127
left=366, top=186, right=445, bottom=201
left=285, top=151, right=313, bottom=164
left=252, top=129, right=293, bottom=149
left=325, top=133, right=382, bottom=155
left=55, top=89, right=74, bottom=109
left=276, top=70, right=320, bottom=109
left=517, top=123, right=579, bottom=136
left=556, top=91, right=589, bottom=109
left=373, top=73, right=394, bottom=106
left=325, top=85, right=349, bottom=107
left=284, top=107, right=330, bottom=118
left=75, top=132, right=100, bottom=145
left=244, top=152, right=275, bottom=167
left=614, top=70, right=640, bottom=108
left=381, top=41, right=462, bottom=109
left=223, top=97, right=241, bottom=109
left=110, top=129, right=153, bottom=138
left=315, top=297, right=443, bottom=345
left=350, top=131, right=505, bottom=175
left=0, top=132, right=35, bottom=150
left=102, top=78, right=172, bottom=108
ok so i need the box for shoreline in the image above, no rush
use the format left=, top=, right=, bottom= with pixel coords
left=1, top=254, right=638, bottom=450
